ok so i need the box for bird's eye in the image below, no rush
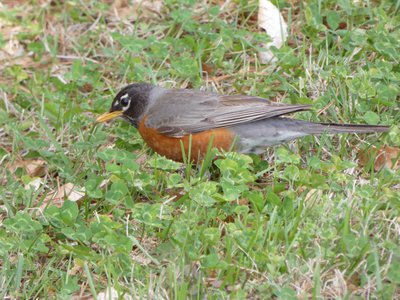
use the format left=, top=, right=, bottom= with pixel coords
left=120, top=97, right=129, bottom=107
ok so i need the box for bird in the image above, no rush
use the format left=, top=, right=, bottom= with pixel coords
left=96, top=83, right=390, bottom=162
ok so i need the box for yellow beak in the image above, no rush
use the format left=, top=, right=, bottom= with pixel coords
left=96, top=110, right=123, bottom=123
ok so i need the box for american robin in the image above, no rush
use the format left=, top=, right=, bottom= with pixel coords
left=96, top=83, right=389, bottom=162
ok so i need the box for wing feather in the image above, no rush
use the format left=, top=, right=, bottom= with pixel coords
left=144, top=87, right=310, bottom=137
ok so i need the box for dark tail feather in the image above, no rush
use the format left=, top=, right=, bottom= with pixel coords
left=231, top=118, right=389, bottom=153
left=318, top=123, right=390, bottom=134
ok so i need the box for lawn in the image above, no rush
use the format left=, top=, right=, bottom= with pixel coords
left=0, top=0, right=399, bottom=298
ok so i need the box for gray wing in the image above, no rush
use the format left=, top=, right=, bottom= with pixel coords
left=144, top=87, right=311, bottom=137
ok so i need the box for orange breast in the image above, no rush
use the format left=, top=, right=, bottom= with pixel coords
left=138, top=119, right=235, bottom=162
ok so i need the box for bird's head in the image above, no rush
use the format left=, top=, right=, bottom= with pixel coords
left=96, top=83, right=153, bottom=127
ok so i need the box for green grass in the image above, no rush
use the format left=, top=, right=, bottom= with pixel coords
left=1, top=0, right=399, bottom=298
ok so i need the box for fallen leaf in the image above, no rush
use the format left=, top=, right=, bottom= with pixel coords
left=201, top=63, right=214, bottom=75
left=80, top=83, right=93, bottom=93
left=0, top=39, right=24, bottom=60
left=8, top=159, right=46, bottom=177
left=108, top=0, right=163, bottom=21
left=1, top=0, right=33, bottom=7
left=99, top=179, right=110, bottom=189
left=131, top=253, right=152, bottom=266
left=237, top=198, right=249, bottom=205
left=68, top=259, right=83, bottom=276
left=358, top=146, right=400, bottom=171
left=43, top=183, right=85, bottom=207
left=109, top=0, right=130, bottom=19
left=304, top=189, right=322, bottom=202
left=205, top=277, right=223, bottom=288
left=25, top=160, right=47, bottom=177
left=24, top=177, right=43, bottom=191
left=257, top=0, right=288, bottom=63
left=98, top=287, right=133, bottom=300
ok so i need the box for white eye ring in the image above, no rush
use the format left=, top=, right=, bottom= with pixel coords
left=121, top=99, right=130, bottom=111
left=119, top=94, right=130, bottom=110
